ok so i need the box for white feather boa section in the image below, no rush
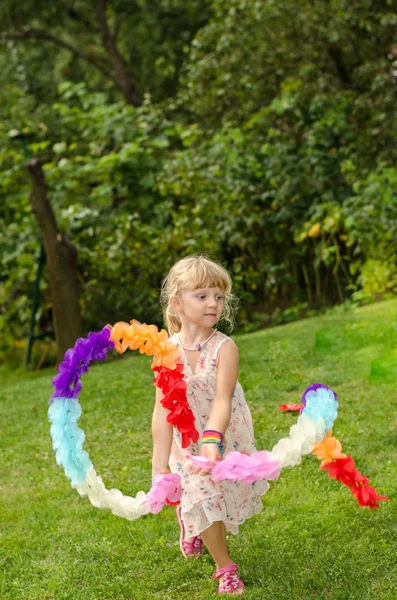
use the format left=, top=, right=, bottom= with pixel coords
left=269, top=414, right=326, bottom=468
left=74, top=468, right=151, bottom=521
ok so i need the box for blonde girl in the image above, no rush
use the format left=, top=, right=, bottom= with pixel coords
left=151, top=255, right=268, bottom=596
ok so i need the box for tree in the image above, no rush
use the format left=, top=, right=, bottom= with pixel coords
left=0, top=0, right=211, bottom=105
left=1, top=1, right=397, bottom=366
left=27, top=159, right=82, bottom=362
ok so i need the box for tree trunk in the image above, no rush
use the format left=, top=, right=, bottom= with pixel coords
left=328, top=44, right=352, bottom=86
left=27, top=158, right=82, bottom=362
left=95, top=0, right=140, bottom=106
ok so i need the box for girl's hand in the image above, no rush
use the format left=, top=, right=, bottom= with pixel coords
left=190, top=443, right=221, bottom=476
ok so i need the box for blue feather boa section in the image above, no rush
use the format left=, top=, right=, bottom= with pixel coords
left=301, top=383, right=338, bottom=432
left=48, top=397, right=92, bottom=485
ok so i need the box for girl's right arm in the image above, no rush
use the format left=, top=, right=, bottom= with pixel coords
left=151, top=386, right=173, bottom=479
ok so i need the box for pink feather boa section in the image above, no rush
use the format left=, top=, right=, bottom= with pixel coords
left=146, top=452, right=280, bottom=516
left=188, top=451, right=281, bottom=485
left=146, top=473, right=183, bottom=513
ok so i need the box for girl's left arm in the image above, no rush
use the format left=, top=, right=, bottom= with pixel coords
left=202, top=340, right=239, bottom=461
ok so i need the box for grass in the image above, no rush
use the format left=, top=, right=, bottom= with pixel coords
left=1, top=299, right=396, bottom=600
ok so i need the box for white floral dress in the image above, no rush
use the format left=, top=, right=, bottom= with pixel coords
left=168, top=330, right=269, bottom=537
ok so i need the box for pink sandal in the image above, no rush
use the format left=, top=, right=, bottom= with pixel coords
left=212, top=564, right=245, bottom=595
left=176, top=505, right=203, bottom=558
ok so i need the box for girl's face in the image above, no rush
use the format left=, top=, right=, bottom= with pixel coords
left=176, top=286, right=225, bottom=329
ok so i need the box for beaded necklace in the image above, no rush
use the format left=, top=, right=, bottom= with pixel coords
left=176, top=329, right=216, bottom=351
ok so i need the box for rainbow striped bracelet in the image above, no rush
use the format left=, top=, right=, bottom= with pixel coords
left=202, top=429, right=225, bottom=454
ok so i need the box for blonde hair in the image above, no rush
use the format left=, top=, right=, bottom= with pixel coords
left=161, top=255, right=237, bottom=335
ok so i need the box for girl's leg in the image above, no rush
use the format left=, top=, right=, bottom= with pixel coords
left=200, top=521, right=233, bottom=570
left=201, top=522, right=244, bottom=595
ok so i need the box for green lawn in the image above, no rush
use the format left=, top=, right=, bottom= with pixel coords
left=1, top=300, right=396, bottom=600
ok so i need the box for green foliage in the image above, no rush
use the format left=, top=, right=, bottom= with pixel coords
left=0, top=83, right=179, bottom=351
left=0, top=0, right=211, bottom=104
left=180, top=0, right=396, bottom=132
left=344, top=166, right=397, bottom=257
left=1, top=1, right=397, bottom=365
left=352, top=259, right=397, bottom=303
left=161, top=85, right=359, bottom=309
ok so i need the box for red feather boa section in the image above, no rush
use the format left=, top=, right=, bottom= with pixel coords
left=153, top=364, right=199, bottom=448
left=321, top=456, right=389, bottom=509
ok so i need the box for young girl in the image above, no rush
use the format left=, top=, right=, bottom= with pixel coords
left=151, top=255, right=269, bottom=596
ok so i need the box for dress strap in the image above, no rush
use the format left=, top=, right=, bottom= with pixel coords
left=209, top=331, right=232, bottom=361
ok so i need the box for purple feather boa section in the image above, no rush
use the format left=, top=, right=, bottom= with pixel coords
left=50, top=326, right=115, bottom=402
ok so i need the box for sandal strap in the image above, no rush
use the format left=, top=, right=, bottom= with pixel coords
left=194, top=536, right=204, bottom=549
left=218, top=572, right=245, bottom=594
left=177, top=506, right=203, bottom=557
left=212, top=563, right=238, bottom=579
left=181, top=536, right=203, bottom=553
